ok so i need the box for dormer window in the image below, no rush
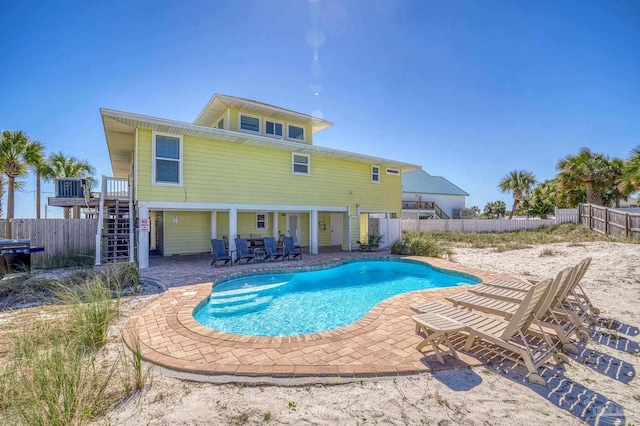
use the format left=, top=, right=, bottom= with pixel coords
left=239, top=114, right=260, bottom=133
left=371, top=166, right=380, bottom=183
left=216, top=118, right=224, bottom=129
left=265, top=120, right=283, bottom=137
left=287, top=124, right=305, bottom=141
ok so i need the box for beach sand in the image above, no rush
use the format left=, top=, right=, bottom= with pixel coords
left=96, top=241, right=639, bottom=424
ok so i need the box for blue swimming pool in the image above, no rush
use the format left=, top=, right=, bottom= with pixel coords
left=193, top=259, right=479, bottom=336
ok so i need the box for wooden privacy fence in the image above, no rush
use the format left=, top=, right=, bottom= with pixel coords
left=578, top=204, right=640, bottom=240
left=402, top=207, right=578, bottom=234
left=0, top=219, right=98, bottom=268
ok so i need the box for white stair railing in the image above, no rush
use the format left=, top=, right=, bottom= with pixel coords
left=94, top=175, right=106, bottom=265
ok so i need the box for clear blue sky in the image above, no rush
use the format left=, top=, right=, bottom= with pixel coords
left=2, top=0, right=639, bottom=218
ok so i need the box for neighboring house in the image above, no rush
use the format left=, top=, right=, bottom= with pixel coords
left=52, top=94, right=419, bottom=268
left=401, top=169, right=469, bottom=219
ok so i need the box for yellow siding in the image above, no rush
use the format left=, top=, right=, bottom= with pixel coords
left=162, top=211, right=211, bottom=255
left=137, top=129, right=401, bottom=215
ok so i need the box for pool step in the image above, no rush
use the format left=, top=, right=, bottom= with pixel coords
left=210, top=281, right=288, bottom=299
left=207, top=295, right=273, bottom=316
left=208, top=293, right=257, bottom=307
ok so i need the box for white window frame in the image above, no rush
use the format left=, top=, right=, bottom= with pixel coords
left=238, top=113, right=261, bottom=134
left=386, top=168, right=399, bottom=175
left=371, top=165, right=380, bottom=183
left=287, top=124, right=306, bottom=142
left=152, top=131, right=183, bottom=187
left=256, top=212, right=268, bottom=230
left=292, top=153, right=310, bottom=176
left=264, top=119, right=284, bottom=138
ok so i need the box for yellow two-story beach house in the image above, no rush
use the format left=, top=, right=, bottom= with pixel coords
left=96, top=94, right=419, bottom=268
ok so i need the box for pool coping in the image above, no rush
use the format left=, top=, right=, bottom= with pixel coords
left=125, top=256, right=522, bottom=382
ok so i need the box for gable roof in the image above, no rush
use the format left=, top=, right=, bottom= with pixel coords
left=402, top=169, right=469, bottom=196
left=193, top=94, right=333, bottom=132
left=101, top=108, right=419, bottom=177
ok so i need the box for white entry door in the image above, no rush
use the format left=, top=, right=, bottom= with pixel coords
left=330, top=213, right=343, bottom=245
left=286, top=214, right=300, bottom=244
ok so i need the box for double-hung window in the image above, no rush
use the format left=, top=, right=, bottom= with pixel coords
left=371, top=166, right=380, bottom=183
left=292, top=153, right=310, bottom=175
left=239, top=114, right=260, bottom=133
left=265, top=120, right=283, bottom=137
left=287, top=124, right=305, bottom=141
left=256, top=212, right=268, bottom=230
left=153, top=132, right=182, bottom=185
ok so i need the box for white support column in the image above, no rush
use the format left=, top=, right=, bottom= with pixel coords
left=310, top=209, right=319, bottom=254
left=210, top=211, right=217, bottom=239
left=138, top=205, right=150, bottom=269
left=347, top=206, right=352, bottom=251
left=272, top=211, right=279, bottom=238
left=228, top=208, right=238, bottom=260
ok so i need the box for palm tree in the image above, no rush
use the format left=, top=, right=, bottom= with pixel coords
left=556, top=148, right=611, bottom=206
left=603, top=157, right=628, bottom=208
left=483, top=200, right=506, bottom=219
left=0, top=130, right=45, bottom=219
left=46, top=152, right=94, bottom=218
left=620, top=145, right=640, bottom=193
left=498, top=170, right=537, bottom=219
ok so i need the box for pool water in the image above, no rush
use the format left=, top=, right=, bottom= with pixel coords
left=193, top=260, right=479, bottom=336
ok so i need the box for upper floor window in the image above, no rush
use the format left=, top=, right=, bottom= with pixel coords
left=265, top=120, right=283, bottom=137
left=239, top=114, right=260, bottom=133
left=256, top=212, right=268, bottom=230
left=217, top=118, right=224, bottom=129
left=292, top=153, right=310, bottom=175
left=287, top=124, right=305, bottom=141
left=371, top=166, right=380, bottom=183
left=153, top=132, right=182, bottom=186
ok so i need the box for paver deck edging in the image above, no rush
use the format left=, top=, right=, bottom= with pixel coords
left=125, top=256, right=519, bottom=382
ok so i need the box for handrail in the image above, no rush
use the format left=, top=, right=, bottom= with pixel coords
left=94, top=175, right=106, bottom=265
left=104, top=177, right=129, bottom=199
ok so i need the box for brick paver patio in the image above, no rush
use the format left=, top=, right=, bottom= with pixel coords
left=127, top=251, right=522, bottom=381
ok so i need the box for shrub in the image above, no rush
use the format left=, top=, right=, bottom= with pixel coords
left=391, top=233, right=447, bottom=258
left=390, top=239, right=408, bottom=255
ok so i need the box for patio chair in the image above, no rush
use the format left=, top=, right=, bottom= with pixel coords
left=210, top=239, right=233, bottom=267
left=283, top=236, right=302, bottom=260
left=413, top=278, right=561, bottom=386
left=442, top=259, right=594, bottom=348
left=441, top=265, right=582, bottom=353
left=234, top=238, right=256, bottom=264
left=263, top=237, right=285, bottom=261
left=465, top=258, right=595, bottom=334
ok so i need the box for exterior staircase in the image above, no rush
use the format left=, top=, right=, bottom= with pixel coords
left=95, top=177, right=133, bottom=264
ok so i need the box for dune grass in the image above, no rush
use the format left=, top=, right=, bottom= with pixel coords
left=0, top=263, right=150, bottom=425
left=392, top=223, right=632, bottom=257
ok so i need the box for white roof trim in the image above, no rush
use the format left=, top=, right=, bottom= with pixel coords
left=101, top=108, right=420, bottom=170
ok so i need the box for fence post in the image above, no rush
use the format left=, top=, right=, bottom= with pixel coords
left=626, top=213, right=630, bottom=238
left=605, top=208, right=609, bottom=235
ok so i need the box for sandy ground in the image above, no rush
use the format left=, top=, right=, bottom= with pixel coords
left=67, top=242, right=640, bottom=424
